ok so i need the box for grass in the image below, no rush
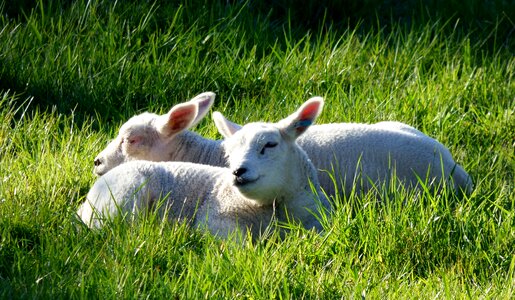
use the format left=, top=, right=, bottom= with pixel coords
left=0, top=0, right=514, bottom=298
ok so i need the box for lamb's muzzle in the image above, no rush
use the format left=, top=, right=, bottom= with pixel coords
left=232, top=167, right=254, bottom=186
left=93, top=157, right=102, bottom=167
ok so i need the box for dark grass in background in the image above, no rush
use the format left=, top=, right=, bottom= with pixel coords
left=1, top=0, right=513, bottom=120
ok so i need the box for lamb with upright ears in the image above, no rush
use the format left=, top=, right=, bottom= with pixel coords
left=93, top=91, right=224, bottom=176
left=214, top=110, right=473, bottom=197
left=78, top=98, right=329, bottom=239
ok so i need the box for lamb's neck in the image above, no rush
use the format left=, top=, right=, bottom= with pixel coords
left=274, top=185, right=322, bottom=230
left=289, top=148, right=325, bottom=204
left=168, top=131, right=227, bottom=167
left=277, top=190, right=325, bottom=231
left=278, top=150, right=329, bottom=230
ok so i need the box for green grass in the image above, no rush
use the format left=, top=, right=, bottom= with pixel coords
left=1, top=0, right=514, bottom=298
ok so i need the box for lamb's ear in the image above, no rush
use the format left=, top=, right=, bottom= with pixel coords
left=213, top=111, right=242, bottom=138
left=279, top=97, right=324, bottom=140
left=158, top=102, right=199, bottom=137
left=189, top=92, right=216, bottom=127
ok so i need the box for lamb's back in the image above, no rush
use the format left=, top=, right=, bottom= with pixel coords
left=80, top=161, right=226, bottom=227
left=299, top=122, right=466, bottom=195
left=136, top=161, right=228, bottom=222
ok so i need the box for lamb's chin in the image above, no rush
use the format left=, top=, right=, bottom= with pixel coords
left=234, top=182, right=259, bottom=196
left=93, top=168, right=106, bottom=176
left=236, top=188, right=278, bottom=207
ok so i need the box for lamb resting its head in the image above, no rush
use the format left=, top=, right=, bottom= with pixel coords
left=93, top=92, right=215, bottom=176
left=216, top=97, right=330, bottom=229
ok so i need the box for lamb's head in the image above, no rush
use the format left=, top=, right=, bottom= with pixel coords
left=214, top=97, right=324, bottom=206
left=93, top=92, right=215, bottom=176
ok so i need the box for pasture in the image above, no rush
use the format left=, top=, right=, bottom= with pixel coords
left=0, top=1, right=514, bottom=298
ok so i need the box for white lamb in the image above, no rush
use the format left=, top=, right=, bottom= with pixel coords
left=93, top=93, right=472, bottom=197
left=93, top=91, right=225, bottom=176
left=216, top=116, right=473, bottom=197
left=78, top=98, right=330, bottom=239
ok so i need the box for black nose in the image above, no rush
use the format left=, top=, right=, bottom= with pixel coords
left=94, top=158, right=102, bottom=167
left=232, top=167, right=247, bottom=177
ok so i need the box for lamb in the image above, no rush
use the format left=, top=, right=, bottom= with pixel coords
left=93, top=91, right=225, bottom=176
left=93, top=92, right=472, bottom=197
left=78, top=98, right=330, bottom=239
left=215, top=116, right=473, bottom=197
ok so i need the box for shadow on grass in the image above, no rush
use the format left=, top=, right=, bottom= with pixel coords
left=0, top=0, right=513, bottom=122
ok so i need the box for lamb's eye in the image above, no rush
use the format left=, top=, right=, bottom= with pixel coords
left=123, top=135, right=141, bottom=145
left=260, top=142, right=278, bottom=155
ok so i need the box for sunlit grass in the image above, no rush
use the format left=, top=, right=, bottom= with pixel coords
left=0, top=0, right=514, bottom=298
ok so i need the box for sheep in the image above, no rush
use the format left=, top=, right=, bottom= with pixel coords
left=78, top=98, right=329, bottom=239
left=93, top=91, right=225, bottom=176
left=216, top=115, right=473, bottom=197
left=94, top=92, right=472, bottom=197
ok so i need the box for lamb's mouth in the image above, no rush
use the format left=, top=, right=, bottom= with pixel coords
left=93, top=169, right=106, bottom=176
left=234, top=176, right=260, bottom=186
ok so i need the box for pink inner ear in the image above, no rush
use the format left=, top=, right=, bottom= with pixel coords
left=298, top=101, right=321, bottom=121
left=293, top=101, right=321, bottom=135
left=168, top=105, right=196, bottom=132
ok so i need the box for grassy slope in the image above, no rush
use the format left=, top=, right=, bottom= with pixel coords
left=0, top=1, right=514, bottom=298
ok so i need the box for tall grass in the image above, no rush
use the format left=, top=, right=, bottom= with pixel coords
left=0, top=0, right=514, bottom=298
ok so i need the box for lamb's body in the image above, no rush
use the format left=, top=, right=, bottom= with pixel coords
left=298, top=121, right=472, bottom=196
left=215, top=116, right=472, bottom=197
left=80, top=161, right=276, bottom=238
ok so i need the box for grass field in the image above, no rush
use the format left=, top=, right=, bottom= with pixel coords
left=1, top=0, right=514, bottom=298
